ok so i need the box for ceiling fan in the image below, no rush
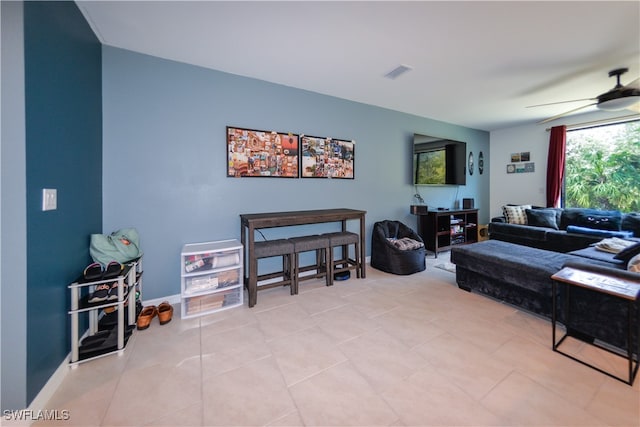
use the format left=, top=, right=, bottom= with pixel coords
left=530, top=68, right=640, bottom=124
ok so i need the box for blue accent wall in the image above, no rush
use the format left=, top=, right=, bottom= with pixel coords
left=102, top=47, right=490, bottom=300
left=23, top=1, right=102, bottom=403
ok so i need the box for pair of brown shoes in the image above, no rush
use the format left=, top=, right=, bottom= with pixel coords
left=136, top=301, right=173, bottom=330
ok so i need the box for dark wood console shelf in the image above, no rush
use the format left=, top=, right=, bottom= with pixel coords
left=413, top=208, right=478, bottom=257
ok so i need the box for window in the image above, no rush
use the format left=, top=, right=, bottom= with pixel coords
left=564, top=120, right=639, bottom=211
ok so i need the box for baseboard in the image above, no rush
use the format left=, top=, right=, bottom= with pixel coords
left=141, top=293, right=181, bottom=308
left=9, top=352, right=73, bottom=426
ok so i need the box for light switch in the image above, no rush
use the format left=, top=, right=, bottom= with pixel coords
left=42, top=188, right=57, bottom=211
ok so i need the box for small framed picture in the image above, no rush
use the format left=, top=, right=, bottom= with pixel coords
left=511, top=153, right=521, bottom=163
left=507, top=164, right=516, bottom=174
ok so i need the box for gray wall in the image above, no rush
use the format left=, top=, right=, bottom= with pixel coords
left=102, top=47, right=490, bottom=300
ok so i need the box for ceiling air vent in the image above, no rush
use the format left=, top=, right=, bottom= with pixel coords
left=384, top=64, right=413, bottom=80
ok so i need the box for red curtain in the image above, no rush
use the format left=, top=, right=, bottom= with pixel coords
left=546, top=125, right=566, bottom=208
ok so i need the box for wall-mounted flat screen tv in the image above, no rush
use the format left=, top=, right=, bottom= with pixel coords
left=413, top=134, right=466, bottom=185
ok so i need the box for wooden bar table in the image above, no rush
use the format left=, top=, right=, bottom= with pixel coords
left=240, top=208, right=366, bottom=307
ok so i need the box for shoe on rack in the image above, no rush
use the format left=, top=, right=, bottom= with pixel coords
left=157, top=301, right=174, bottom=325
left=79, top=330, right=111, bottom=349
left=88, top=283, right=111, bottom=303
left=78, top=327, right=134, bottom=359
left=83, top=262, right=103, bottom=282
left=106, top=282, right=129, bottom=301
left=103, top=261, right=124, bottom=279
left=136, top=305, right=157, bottom=330
left=135, top=300, right=143, bottom=318
left=103, top=305, right=117, bottom=314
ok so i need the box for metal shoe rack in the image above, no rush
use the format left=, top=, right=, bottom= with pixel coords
left=68, top=257, right=143, bottom=365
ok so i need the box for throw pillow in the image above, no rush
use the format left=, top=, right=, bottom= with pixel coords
left=525, top=209, right=559, bottom=229
left=575, top=209, right=622, bottom=231
left=503, top=205, right=531, bottom=225
left=594, top=237, right=637, bottom=254
left=628, top=254, right=640, bottom=273
left=621, top=212, right=640, bottom=237
left=613, top=241, right=640, bottom=263
left=386, top=237, right=424, bottom=250
left=566, top=225, right=633, bottom=239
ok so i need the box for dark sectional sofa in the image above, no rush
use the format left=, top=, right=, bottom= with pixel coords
left=451, top=206, right=640, bottom=350
left=451, top=240, right=638, bottom=350
left=489, top=207, right=640, bottom=253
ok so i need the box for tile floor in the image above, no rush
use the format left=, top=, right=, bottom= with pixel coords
left=34, top=254, right=639, bottom=426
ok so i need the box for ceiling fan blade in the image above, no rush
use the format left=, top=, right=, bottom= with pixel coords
left=624, top=77, right=639, bottom=89
left=537, top=103, right=598, bottom=124
left=526, top=98, right=596, bottom=108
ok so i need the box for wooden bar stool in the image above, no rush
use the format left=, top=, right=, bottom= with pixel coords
left=324, top=231, right=361, bottom=280
left=290, top=235, right=331, bottom=293
left=248, top=239, right=295, bottom=307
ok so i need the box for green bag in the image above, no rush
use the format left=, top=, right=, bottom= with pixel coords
left=90, top=228, right=142, bottom=267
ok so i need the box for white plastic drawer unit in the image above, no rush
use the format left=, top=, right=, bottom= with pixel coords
left=180, top=239, right=243, bottom=318
left=183, top=287, right=242, bottom=317
left=183, top=249, right=241, bottom=274
left=183, top=268, right=240, bottom=295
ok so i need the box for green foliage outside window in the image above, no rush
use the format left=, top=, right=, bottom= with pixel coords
left=565, top=120, right=640, bottom=212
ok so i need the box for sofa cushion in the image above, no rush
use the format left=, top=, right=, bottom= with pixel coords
left=568, top=247, right=625, bottom=266
left=622, top=212, right=640, bottom=237
left=560, top=208, right=593, bottom=230
left=613, top=241, right=640, bottom=263
left=575, top=209, right=622, bottom=231
left=489, top=222, right=550, bottom=241
left=545, top=230, right=603, bottom=253
left=503, top=204, right=531, bottom=224
left=526, top=208, right=559, bottom=229
left=560, top=208, right=622, bottom=230
left=537, top=207, right=563, bottom=225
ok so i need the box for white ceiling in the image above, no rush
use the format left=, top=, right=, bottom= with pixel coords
left=77, top=1, right=640, bottom=131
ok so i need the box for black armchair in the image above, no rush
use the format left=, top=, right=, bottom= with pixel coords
left=371, top=220, right=426, bottom=275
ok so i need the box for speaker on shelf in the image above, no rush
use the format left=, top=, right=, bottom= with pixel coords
left=463, top=198, right=474, bottom=209
left=410, top=205, right=428, bottom=215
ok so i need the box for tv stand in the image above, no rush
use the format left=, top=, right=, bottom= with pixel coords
left=413, top=208, right=478, bottom=258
